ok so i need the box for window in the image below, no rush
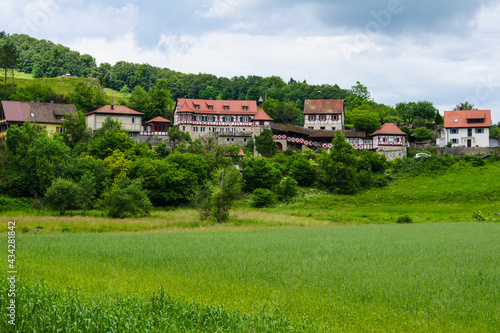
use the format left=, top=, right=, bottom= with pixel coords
left=200, top=127, right=206, bottom=133
left=244, top=138, right=247, bottom=143
left=231, top=116, right=234, bottom=122
left=193, top=127, right=199, bottom=132
left=208, top=105, right=213, bottom=110
left=320, top=115, right=325, bottom=121
left=30, top=112, right=35, bottom=117
left=333, top=115, right=338, bottom=121
left=243, top=106, right=248, bottom=111
left=182, top=126, right=185, bottom=132
left=454, top=118, right=459, bottom=123
left=222, top=116, right=226, bottom=122
left=450, top=129, right=459, bottom=134
left=195, top=105, right=200, bottom=109
left=332, top=127, right=336, bottom=130
left=224, top=106, right=229, bottom=110
left=308, top=127, right=314, bottom=130
left=320, top=127, right=325, bottom=130
left=451, top=139, right=459, bottom=144
left=475, top=128, right=484, bottom=133
left=227, top=138, right=230, bottom=142
left=468, top=118, right=485, bottom=124
left=132, top=117, right=135, bottom=124
left=310, top=115, right=315, bottom=121
left=231, top=138, right=235, bottom=142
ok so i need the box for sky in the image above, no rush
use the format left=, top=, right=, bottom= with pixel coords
left=3, top=0, right=500, bottom=122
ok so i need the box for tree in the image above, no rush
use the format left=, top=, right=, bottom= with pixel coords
left=254, top=129, right=277, bottom=158
left=61, top=111, right=92, bottom=150
left=68, top=81, right=108, bottom=113
left=288, top=154, right=317, bottom=187
left=412, top=127, right=434, bottom=141
left=352, top=111, right=380, bottom=134
left=0, top=40, right=18, bottom=93
left=318, top=131, right=359, bottom=194
left=412, top=101, right=437, bottom=121
left=454, top=101, right=477, bottom=110
left=103, top=176, right=152, bottom=218
left=241, top=157, right=282, bottom=192
left=44, top=178, right=81, bottom=215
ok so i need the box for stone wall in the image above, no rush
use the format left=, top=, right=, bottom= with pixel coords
left=377, top=146, right=407, bottom=161
left=435, top=147, right=500, bottom=157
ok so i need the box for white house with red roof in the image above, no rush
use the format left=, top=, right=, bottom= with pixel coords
left=304, top=99, right=344, bottom=131
left=85, top=104, right=144, bottom=140
left=440, top=110, right=492, bottom=147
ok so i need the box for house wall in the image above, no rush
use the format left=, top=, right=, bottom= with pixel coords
left=377, top=145, right=407, bottom=161
left=445, top=127, right=490, bottom=147
left=304, top=114, right=343, bottom=130
left=86, top=114, right=142, bottom=133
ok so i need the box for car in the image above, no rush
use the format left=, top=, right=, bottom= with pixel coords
left=415, top=153, right=431, bottom=158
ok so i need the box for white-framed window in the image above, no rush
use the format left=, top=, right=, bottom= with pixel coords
left=244, top=138, right=247, bottom=143
left=333, top=115, right=338, bottom=121
left=226, top=138, right=230, bottom=142
left=450, top=129, right=459, bottom=134
left=195, top=105, right=200, bottom=109
left=224, top=106, right=229, bottom=110
left=320, top=115, right=325, bottom=121
left=231, top=138, right=234, bottom=142
left=208, top=105, right=213, bottom=110
left=451, top=139, right=459, bottom=144
left=308, top=127, right=314, bottom=130
left=200, top=127, right=206, bottom=133
left=243, top=106, right=248, bottom=111
left=475, top=128, right=484, bottom=133
left=193, top=127, right=199, bottom=132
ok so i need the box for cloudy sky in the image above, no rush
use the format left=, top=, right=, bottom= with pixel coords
left=3, top=0, right=500, bottom=122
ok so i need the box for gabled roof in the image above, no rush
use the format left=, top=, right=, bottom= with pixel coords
left=304, top=99, right=344, bottom=114
left=86, top=105, right=144, bottom=116
left=1, top=100, right=76, bottom=124
left=252, top=108, right=273, bottom=121
left=370, top=123, right=407, bottom=136
left=444, top=110, right=492, bottom=128
left=145, top=116, right=171, bottom=124
left=175, top=98, right=258, bottom=115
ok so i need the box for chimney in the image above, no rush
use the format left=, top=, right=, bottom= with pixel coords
left=111, top=104, right=114, bottom=110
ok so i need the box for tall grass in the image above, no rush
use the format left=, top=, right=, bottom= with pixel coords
left=10, top=223, right=500, bottom=331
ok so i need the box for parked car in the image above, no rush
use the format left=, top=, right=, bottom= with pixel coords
left=415, top=153, right=431, bottom=158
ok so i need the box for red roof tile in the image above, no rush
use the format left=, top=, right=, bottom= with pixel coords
left=444, top=110, right=492, bottom=128
left=145, top=116, right=171, bottom=123
left=86, top=105, right=144, bottom=116
left=370, top=123, right=407, bottom=136
left=304, top=99, right=344, bottom=114
left=252, top=108, right=273, bottom=121
left=175, top=99, right=258, bottom=115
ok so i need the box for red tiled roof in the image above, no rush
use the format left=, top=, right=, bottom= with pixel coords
left=145, top=116, right=171, bottom=123
left=304, top=99, right=344, bottom=114
left=175, top=98, right=258, bottom=115
left=444, top=110, right=492, bottom=128
left=252, top=108, right=273, bottom=121
left=370, top=123, right=407, bottom=136
left=86, top=105, right=144, bottom=116
left=1, top=100, right=76, bottom=124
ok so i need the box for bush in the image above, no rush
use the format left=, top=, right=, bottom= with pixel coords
left=103, top=177, right=152, bottom=218
left=251, top=189, right=277, bottom=208
left=396, top=215, right=413, bottom=224
left=274, top=177, right=298, bottom=202
left=472, top=210, right=485, bottom=222
left=0, top=196, right=33, bottom=213
left=44, top=179, right=82, bottom=215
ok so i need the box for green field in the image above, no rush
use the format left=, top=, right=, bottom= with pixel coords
left=1, top=161, right=499, bottom=332
left=2, top=223, right=499, bottom=332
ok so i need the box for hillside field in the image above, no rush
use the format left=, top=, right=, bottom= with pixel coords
left=1, top=161, right=499, bottom=332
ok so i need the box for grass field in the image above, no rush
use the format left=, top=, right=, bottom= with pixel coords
left=2, top=223, right=499, bottom=332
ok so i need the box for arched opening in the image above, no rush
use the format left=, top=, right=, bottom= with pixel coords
left=276, top=142, right=283, bottom=151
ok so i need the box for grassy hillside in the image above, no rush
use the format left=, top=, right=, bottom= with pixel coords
left=0, top=71, right=128, bottom=101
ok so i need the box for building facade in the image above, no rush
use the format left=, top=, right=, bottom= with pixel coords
left=85, top=104, right=144, bottom=141
left=174, top=99, right=261, bottom=139
left=303, top=99, right=344, bottom=131
left=440, top=110, right=492, bottom=147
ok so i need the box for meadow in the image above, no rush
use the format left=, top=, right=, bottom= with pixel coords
left=1, top=160, right=499, bottom=332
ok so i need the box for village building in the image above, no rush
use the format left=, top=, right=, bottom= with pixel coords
left=303, top=99, right=344, bottom=131
left=438, top=110, right=492, bottom=147
left=139, top=116, right=172, bottom=143
left=0, top=100, right=76, bottom=141
left=370, top=122, right=408, bottom=160
left=85, top=104, right=144, bottom=141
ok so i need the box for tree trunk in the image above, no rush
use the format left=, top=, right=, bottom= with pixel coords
left=217, top=170, right=224, bottom=224
left=12, top=67, right=14, bottom=94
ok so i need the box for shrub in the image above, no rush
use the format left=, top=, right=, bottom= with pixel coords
left=251, top=189, right=277, bottom=208
left=0, top=196, right=33, bottom=213
left=103, top=177, right=152, bottom=218
left=396, top=215, right=413, bottom=223
left=274, top=177, right=298, bottom=202
left=472, top=210, right=485, bottom=222
left=44, top=178, right=82, bottom=215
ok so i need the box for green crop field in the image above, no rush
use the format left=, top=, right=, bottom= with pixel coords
left=2, top=223, right=499, bottom=332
